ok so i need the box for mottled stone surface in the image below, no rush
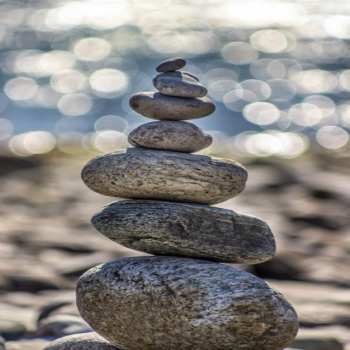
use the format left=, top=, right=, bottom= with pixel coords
left=129, top=92, right=215, bottom=120
left=92, top=200, right=275, bottom=264
left=43, top=332, right=120, bottom=350
left=128, top=121, right=212, bottom=153
left=153, top=71, right=207, bottom=98
left=156, top=57, right=186, bottom=73
left=81, top=148, right=247, bottom=205
left=77, top=257, right=299, bottom=350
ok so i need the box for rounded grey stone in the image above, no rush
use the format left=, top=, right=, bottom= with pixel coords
left=156, top=57, right=186, bottom=73
left=153, top=72, right=207, bottom=98
left=43, top=332, right=120, bottom=350
left=129, top=92, right=216, bottom=121
left=81, top=148, right=247, bottom=205
left=128, top=121, right=212, bottom=153
left=91, top=200, right=276, bottom=264
left=77, top=256, right=299, bottom=350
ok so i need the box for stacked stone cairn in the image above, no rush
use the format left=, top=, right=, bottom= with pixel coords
left=45, top=58, right=298, bottom=350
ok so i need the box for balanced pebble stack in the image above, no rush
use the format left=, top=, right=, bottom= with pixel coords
left=45, top=57, right=298, bottom=350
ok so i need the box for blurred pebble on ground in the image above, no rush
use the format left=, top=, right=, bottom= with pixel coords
left=0, top=153, right=350, bottom=348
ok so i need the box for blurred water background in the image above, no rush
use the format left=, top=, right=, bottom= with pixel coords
left=1, top=0, right=350, bottom=159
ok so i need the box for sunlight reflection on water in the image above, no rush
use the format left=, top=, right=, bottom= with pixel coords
left=0, top=0, right=350, bottom=158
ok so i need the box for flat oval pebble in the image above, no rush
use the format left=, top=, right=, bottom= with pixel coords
left=129, top=92, right=215, bottom=120
left=77, top=256, right=299, bottom=350
left=81, top=148, right=247, bottom=205
left=128, top=121, right=212, bottom=153
left=156, top=57, right=186, bottom=73
left=91, top=200, right=276, bottom=264
left=43, top=332, right=120, bottom=350
left=153, top=71, right=207, bottom=98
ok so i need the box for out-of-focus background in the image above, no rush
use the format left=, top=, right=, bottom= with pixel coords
left=0, top=0, right=350, bottom=349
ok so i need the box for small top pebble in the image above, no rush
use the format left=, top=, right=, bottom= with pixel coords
left=156, top=57, right=186, bottom=73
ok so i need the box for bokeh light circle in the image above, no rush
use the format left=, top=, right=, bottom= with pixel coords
left=244, top=102, right=280, bottom=125
left=51, top=70, right=87, bottom=93
left=316, top=126, right=349, bottom=149
left=208, top=80, right=239, bottom=101
left=93, top=131, right=129, bottom=152
left=289, top=103, right=323, bottom=127
left=250, top=30, right=288, bottom=53
left=4, top=78, right=39, bottom=101
left=221, top=42, right=258, bottom=65
left=90, top=69, right=128, bottom=98
left=73, top=38, right=111, bottom=62
left=23, top=131, right=56, bottom=154
left=57, top=93, right=92, bottom=116
left=10, top=131, right=56, bottom=156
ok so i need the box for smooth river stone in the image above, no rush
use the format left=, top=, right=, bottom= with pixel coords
left=43, top=332, right=120, bottom=350
left=91, top=200, right=276, bottom=264
left=156, top=57, right=186, bottom=73
left=129, top=92, right=215, bottom=120
left=81, top=148, right=247, bottom=205
left=77, top=256, right=299, bottom=350
left=153, top=71, right=207, bottom=98
left=128, top=121, right=212, bottom=153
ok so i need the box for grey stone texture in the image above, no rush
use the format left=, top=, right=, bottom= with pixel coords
left=182, top=71, right=199, bottom=81
left=156, top=57, right=186, bottom=73
left=77, top=256, right=299, bottom=350
left=153, top=71, right=207, bottom=98
left=91, top=200, right=276, bottom=264
left=128, top=121, right=212, bottom=153
left=81, top=148, right=247, bottom=205
left=129, top=92, right=216, bottom=120
left=43, top=332, right=120, bottom=350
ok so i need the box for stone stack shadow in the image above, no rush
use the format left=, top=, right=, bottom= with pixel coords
left=44, top=57, right=299, bottom=350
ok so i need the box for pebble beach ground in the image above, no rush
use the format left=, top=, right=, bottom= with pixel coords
left=1, top=152, right=350, bottom=350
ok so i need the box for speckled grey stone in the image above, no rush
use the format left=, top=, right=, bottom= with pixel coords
left=156, top=57, right=186, bottom=73
left=91, top=200, right=276, bottom=264
left=81, top=148, right=247, bottom=205
left=153, top=71, right=207, bottom=98
left=77, top=256, right=299, bottom=350
left=129, top=92, right=215, bottom=121
left=43, top=332, right=120, bottom=350
left=128, top=121, right=212, bottom=153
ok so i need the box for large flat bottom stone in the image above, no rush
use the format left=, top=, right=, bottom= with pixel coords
left=77, top=256, right=299, bottom=350
left=81, top=148, right=247, bottom=205
left=92, top=200, right=275, bottom=264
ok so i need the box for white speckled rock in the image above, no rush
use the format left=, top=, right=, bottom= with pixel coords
left=128, top=121, right=212, bottom=153
left=129, top=92, right=215, bottom=120
left=156, top=57, right=186, bottom=73
left=77, top=257, right=299, bottom=350
left=81, top=148, right=247, bottom=205
left=43, top=332, right=120, bottom=350
left=91, top=200, right=275, bottom=264
left=153, top=71, right=207, bottom=98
